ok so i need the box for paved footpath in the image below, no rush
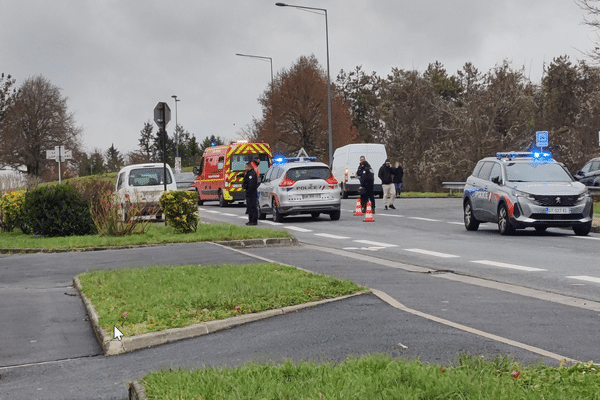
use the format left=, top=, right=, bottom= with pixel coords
left=1, top=242, right=596, bottom=399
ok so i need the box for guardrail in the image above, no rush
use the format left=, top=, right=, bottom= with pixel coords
left=442, top=182, right=600, bottom=198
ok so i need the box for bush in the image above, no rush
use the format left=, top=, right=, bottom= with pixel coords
left=22, top=184, right=96, bottom=237
left=0, top=190, right=27, bottom=232
left=69, top=176, right=151, bottom=236
left=159, top=191, right=199, bottom=233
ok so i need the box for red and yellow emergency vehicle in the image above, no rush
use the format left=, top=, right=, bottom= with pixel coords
left=193, top=140, right=272, bottom=206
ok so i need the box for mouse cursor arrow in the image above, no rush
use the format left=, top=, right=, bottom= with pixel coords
left=114, top=326, right=124, bottom=341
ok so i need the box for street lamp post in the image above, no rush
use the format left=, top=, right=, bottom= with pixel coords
left=171, top=95, right=180, bottom=159
left=235, top=53, right=274, bottom=86
left=276, top=2, right=333, bottom=165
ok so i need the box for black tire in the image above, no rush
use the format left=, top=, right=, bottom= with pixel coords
left=272, top=200, right=283, bottom=222
left=197, top=197, right=204, bottom=206
left=498, top=204, right=515, bottom=235
left=257, top=202, right=267, bottom=220
left=311, top=212, right=320, bottom=219
left=330, top=210, right=341, bottom=221
left=341, top=184, right=349, bottom=199
left=535, top=226, right=547, bottom=233
left=218, top=191, right=227, bottom=207
left=463, top=200, right=480, bottom=231
left=573, top=222, right=592, bottom=236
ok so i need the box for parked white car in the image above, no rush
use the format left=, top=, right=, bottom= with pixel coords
left=115, top=163, right=177, bottom=220
left=331, top=143, right=387, bottom=198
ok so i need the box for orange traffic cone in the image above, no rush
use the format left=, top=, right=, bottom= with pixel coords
left=354, top=198, right=363, bottom=216
left=364, top=200, right=374, bottom=222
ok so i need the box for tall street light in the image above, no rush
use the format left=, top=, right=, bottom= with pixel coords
left=171, top=95, right=180, bottom=159
left=276, top=2, right=333, bottom=165
left=235, top=53, right=274, bottom=86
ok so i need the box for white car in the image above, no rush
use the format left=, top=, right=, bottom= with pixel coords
left=257, top=157, right=341, bottom=222
left=115, top=163, right=177, bottom=220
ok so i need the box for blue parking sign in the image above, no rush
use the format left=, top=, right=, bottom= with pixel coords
left=536, top=131, right=548, bottom=148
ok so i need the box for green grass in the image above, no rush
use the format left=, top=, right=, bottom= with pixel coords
left=0, top=223, right=292, bottom=251
left=141, top=354, right=600, bottom=400
left=77, top=263, right=365, bottom=336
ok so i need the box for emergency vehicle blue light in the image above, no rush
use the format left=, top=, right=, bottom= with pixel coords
left=211, top=142, right=217, bottom=147
left=287, top=157, right=317, bottom=163
left=273, top=156, right=287, bottom=164
left=496, top=151, right=553, bottom=161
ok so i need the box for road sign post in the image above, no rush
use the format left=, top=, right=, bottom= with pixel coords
left=45, top=145, right=72, bottom=183
left=154, top=102, right=171, bottom=192
left=536, top=131, right=549, bottom=149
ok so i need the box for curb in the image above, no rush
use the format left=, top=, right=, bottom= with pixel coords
left=74, top=274, right=369, bottom=356
left=0, top=237, right=298, bottom=254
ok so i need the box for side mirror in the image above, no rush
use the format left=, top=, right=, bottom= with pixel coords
left=193, top=166, right=199, bottom=175
left=491, top=176, right=502, bottom=185
left=576, top=170, right=585, bottom=177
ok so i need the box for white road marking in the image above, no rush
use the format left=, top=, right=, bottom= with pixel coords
left=315, top=233, right=351, bottom=239
left=238, top=216, right=247, bottom=219
left=404, top=248, right=459, bottom=258
left=201, top=209, right=221, bottom=214
left=354, top=239, right=398, bottom=248
left=220, top=213, right=237, bottom=217
left=261, top=220, right=281, bottom=225
left=567, top=276, right=600, bottom=284
left=571, top=236, right=600, bottom=241
left=408, top=217, right=440, bottom=222
left=471, top=260, right=546, bottom=272
left=447, top=222, right=464, bottom=225
left=285, top=226, right=313, bottom=232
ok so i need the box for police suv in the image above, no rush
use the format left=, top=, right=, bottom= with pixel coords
left=257, top=157, right=341, bottom=222
left=463, top=152, right=593, bottom=236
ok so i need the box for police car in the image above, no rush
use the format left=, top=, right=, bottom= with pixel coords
left=257, top=157, right=341, bottom=222
left=463, top=151, right=593, bottom=235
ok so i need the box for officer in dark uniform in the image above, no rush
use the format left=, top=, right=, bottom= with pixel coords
left=242, top=161, right=258, bottom=225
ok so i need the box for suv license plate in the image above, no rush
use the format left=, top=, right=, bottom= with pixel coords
left=544, top=207, right=571, bottom=214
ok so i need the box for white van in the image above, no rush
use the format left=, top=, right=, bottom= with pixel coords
left=331, top=143, right=388, bottom=199
left=115, top=163, right=177, bottom=220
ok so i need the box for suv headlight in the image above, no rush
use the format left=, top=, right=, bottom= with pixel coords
left=578, top=192, right=591, bottom=201
left=511, top=189, right=535, bottom=202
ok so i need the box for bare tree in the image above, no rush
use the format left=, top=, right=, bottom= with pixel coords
left=0, top=75, right=82, bottom=177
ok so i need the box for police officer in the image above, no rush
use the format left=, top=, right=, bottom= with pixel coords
left=357, top=156, right=375, bottom=213
left=242, top=161, right=258, bottom=225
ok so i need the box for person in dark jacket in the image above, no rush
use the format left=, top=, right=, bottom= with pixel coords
left=378, top=159, right=396, bottom=210
left=393, top=161, right=404, bottom=197
left=242, top=161, right=258, bottom=225
left=357, top=156, right=375, bottom=213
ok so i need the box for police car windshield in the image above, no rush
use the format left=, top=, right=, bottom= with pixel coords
left=505, top=162, right=572, bottom=182
left=286, top=166, right=331, bottom=182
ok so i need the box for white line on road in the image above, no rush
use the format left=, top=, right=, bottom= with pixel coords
left=408, top=217, right=440, bottom=222
left=314, top=233, right=351, bottom=239
left=285, top=226, right=313, bottom=232
left=404, top=249, right=459, bottom=258
left=471, top=260, right=547, bottom=272
left=447, top=222, right=464, bottom=225
left=201, top=209, right=221, bottom=214
left=261, top=220, right=281, bottom=225
left=354, top=239, right=398, bottom=248
left=571, top=236, right=600, bottom=241
left=220, top=213, right=237, bottom=217
left=566, top=276, right=600, bottom=284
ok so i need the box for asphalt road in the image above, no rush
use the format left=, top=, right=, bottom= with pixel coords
left=2, top=197, right=600, bottom=399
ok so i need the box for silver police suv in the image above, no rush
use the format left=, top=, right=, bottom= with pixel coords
left=257, top=157, right=341, bottom=222
left=463, top=152, right=593, bottom=236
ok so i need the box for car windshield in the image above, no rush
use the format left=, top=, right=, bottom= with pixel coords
left=231, top=154, right=270, bottom=173
left=129, top=168, right=173, bottom=186
left=285, top=166, right=331, bottom=182
left=505, top=162, right=572, bottom=182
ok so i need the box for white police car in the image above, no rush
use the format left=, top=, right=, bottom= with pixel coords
left=257, top=157, right=341, bottom=222
left=463, top=152, right=593, bottom=235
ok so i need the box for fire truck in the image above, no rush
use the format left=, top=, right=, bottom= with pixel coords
left=192, top=140, right=272, bottom=206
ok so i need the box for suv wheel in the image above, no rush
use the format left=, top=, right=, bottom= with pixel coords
left=330, top=210, right=341, bottom=221
left=498, top=204, right=515, bottom=235
left=463, top=200, right=480, bottom=231
left=573, top=222, right=592, bottom=236
left=272, top=200, right=283, bottom=222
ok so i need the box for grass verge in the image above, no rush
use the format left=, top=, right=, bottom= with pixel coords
left=141, top=354, right=600, bottom=400
left=77, top=263, right=366, bottom=336
left=0, top=223, right=292, bottom=251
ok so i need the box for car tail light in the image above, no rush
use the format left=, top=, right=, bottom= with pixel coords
left=279, top=175, right=295, bottom=187
left=326, top=174, right=338, bottom=185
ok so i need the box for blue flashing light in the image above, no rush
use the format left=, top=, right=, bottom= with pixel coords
left=211, top=142, right=217, bottom=147
left=287, top=157, right=317, bottom=163
left=273, top=156, right=287, bottom=164
left=496, top=151, right=553, bottom=161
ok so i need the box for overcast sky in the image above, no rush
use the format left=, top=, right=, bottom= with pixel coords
left=1, top=0, right=597, bottom=156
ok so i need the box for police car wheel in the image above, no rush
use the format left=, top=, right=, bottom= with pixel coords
left=330, top=210, right=341, bottom=221
left=573, top=222, right=592, bottom=236
left=463, top=200, right=479, bottom=231
left=257, top=203, right=267, bottom=220
left=272, top=200, right=283, bottom=222
left=498, top=204, right=515, bottom=235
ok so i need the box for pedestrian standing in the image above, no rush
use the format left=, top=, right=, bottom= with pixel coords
left=242, top=161, right=258, bottom=225
left=393, top=161, right=404, bottom=197
left=357, top=156, right=376, bottom=213
left=378, top=159, right=396, bottom=210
